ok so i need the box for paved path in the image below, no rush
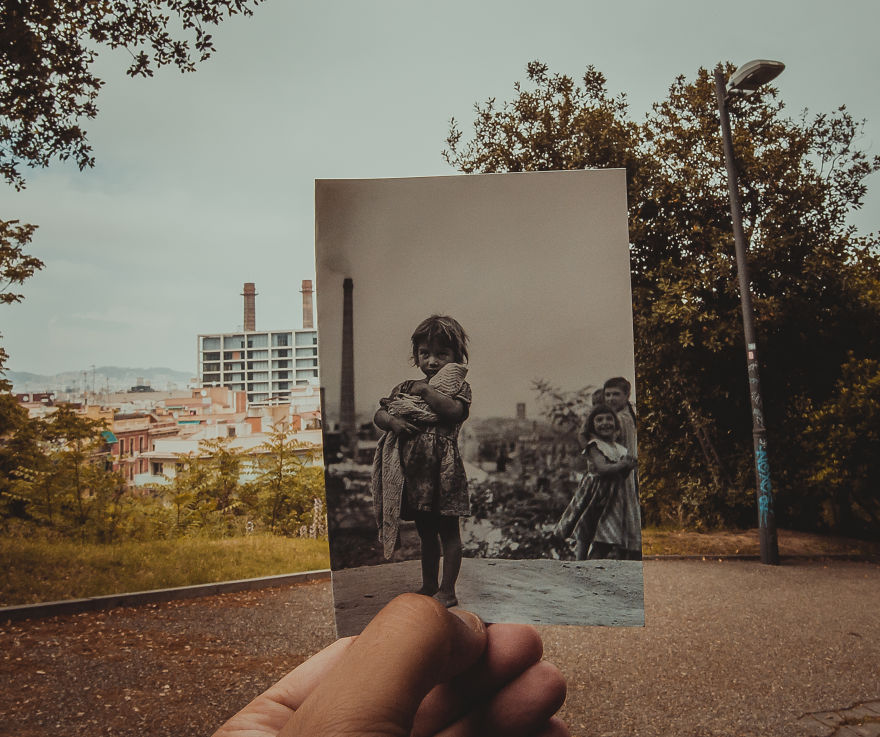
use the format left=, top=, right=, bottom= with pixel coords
left=332, top=558, right=644, bottom=636
left=2, top=559, right=878, bottom=736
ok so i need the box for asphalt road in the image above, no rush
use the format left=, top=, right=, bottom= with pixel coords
left=2, top=559, right=878, bottom=736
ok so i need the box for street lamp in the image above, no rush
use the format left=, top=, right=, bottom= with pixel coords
left=713, top=60, right=784, bottom=565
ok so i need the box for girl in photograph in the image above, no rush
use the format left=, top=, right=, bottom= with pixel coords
left=556, top=404, right=637, bottom=560
left=371, top=315, right=471, bottom=608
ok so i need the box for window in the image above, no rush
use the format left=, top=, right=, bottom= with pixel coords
left=139, top=436, right=144, bottom=452
left=227, top=426, right=236, bottom=438
left=151, top=462, right=163, bottom=476
left=203, top=352, right=221, bottom=361
left=202, top=336, right=221, bottom=350
left=295, top=331, right=316, bottom=346
left=272, top=333, right=290, bottom=347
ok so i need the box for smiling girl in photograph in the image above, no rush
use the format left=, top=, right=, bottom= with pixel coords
left=371, top=315, right=471, bottom=607
left=556, top=403, right=637, bottom=560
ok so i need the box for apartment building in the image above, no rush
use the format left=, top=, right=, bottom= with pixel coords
left=197, top=328, right=318, bottom=404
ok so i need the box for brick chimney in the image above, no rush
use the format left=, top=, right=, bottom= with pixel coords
left=242, top=282, right=256, bottom=331
left=340, top=278, right=355, bottom=438
left=301, top=279, right=314, bottom=330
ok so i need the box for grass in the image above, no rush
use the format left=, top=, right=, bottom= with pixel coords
left=642, top=526, right=880, bottom=558
left=0, top=534, right=330, bottom=607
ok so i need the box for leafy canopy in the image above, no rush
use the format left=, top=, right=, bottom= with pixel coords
left=1, top=0, right=263, bottom=190
left=447, top=61, right=880, bottom=533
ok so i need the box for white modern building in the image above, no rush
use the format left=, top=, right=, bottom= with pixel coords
left=197, top=280, right=319, bottom=404
left=197, top=328, right=318, bottom=404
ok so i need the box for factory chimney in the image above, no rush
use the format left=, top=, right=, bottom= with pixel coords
left=242, top=282, right=256, bottom=331
left=340, top=278, right=355, bottom=439
left=301, top=279, right=314, bottom=329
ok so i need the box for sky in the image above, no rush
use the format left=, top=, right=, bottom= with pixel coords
left=315, top=170, right=633, bottom=420
left=3, top=0, right=879, bottom=378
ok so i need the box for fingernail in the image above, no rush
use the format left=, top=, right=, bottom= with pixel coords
left=451, top=608, right=486, bottom=636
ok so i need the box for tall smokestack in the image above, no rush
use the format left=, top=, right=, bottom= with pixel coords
left=242, top=282, right=256, bottom=331
left=301, top=279, right=314, bottom=330
left=340, top=278, right=355, bottom=438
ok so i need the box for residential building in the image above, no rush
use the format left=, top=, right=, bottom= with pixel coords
left=134, top=424, right=323, bottom=488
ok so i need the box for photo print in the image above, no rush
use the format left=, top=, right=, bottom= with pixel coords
left=315, top=170, right=644, bottom=636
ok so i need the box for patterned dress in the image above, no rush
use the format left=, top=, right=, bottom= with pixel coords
left=591, top=427, right=642, bottom=556
left=379, top=379, right=472, bottom=519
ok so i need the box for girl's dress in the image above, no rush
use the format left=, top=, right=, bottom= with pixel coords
left=555, top=437, right=636, bottom=557
left=371, top=376, right=471, bottom=558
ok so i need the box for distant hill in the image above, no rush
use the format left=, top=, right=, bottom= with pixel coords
left=6, top=366, right=193, bottom=393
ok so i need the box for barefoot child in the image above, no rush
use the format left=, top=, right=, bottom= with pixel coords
left=371, top=315, right=471, bottom=607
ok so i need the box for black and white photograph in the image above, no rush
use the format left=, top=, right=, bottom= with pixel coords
left=316, top=170, right=645, bottom=636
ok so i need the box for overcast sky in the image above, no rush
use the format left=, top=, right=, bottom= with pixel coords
left=3, top=0, right=879, bottom=377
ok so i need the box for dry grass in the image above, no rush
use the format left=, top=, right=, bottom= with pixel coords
left=642, top=527, right=880, bottom=558
left=0, top=534, right=330, bottom=607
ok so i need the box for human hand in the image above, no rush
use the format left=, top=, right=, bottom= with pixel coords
left=389, top=416, right=420, bottom=435
left=213, top=594, right=569, bottom=737
left=409, top=379, right=430, bottom=397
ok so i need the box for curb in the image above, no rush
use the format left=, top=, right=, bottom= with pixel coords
left=0, top=569, right=332, bottom=623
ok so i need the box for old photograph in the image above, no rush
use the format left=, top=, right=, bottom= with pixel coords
left=315, top=170, right=644, bottom=635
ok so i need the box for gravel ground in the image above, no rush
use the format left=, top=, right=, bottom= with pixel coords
left=2, top=559, right=878, bottom=737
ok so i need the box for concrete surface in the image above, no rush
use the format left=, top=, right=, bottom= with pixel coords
left=332, top=557, right=644, bottom=636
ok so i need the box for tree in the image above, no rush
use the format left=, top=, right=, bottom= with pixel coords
left=1, top=0, right=263, bottom=380
left=42, top=405, right=108, bottom=530
left=801, top=356, right=880, bottom=535
left=1, top=0, right=264, bottom=191
left=250, top=425, right=323, bottom=535
left=197, top=436, right=243, bottom=517
left=2, top=403, right=131, bottom=540
left=446, top=62, right=880, bottom=530
left=0, top=219, right=43, bottom=388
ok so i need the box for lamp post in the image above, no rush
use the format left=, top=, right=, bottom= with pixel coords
left=714, top=60, right=784, bottom=565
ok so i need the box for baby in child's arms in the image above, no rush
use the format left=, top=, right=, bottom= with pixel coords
left=385, top=362, right=468, bottom=424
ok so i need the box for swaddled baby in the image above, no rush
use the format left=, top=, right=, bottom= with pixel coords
left=385, top=362, right=468, bottom=424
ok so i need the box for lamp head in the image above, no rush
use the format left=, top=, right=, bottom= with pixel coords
left=727, top=59, right=785, bottom=93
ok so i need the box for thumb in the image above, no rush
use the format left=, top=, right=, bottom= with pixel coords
left=281, top=593, right=487, bottom=736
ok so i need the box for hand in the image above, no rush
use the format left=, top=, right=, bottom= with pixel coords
left=389, top=416, right=420, bottom=435
left=213, top=594, right=569, bottom=737
left=409, top=379, right=430, bottom=397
